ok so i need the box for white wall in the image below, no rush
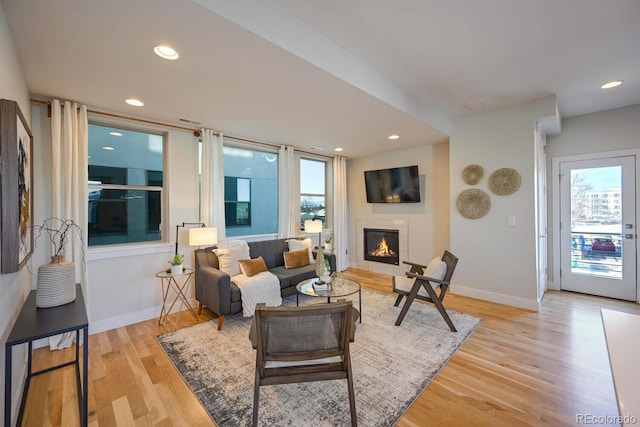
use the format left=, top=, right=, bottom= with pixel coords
left=347, top=143, right=450, bottom=274
left=0, top=2, right=32, bottom=424
left=449, top=96, right=558, bottom=310
left=30, top=103, right=201, bottom=334
left=546, top=104, right=640, bottom=284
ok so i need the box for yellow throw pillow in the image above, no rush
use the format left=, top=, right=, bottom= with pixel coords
left=238, top=256, right=268, bottom=277
left=284, top=248, right=311, bottom=269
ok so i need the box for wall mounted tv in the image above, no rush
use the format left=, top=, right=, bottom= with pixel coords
left=364, top=165, right=421, bottom=203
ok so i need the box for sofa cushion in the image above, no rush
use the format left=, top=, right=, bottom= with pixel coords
left=283, top=248, right=311, bottom=269
left=248, top=239, right=289, bottom=269
left=286, top=238, right=314, bottom=263
left=270, top=264, right=317, bottom=289
left=213, top=242, right=250, bottom=277
left=239, top=256, right=268, bottom=277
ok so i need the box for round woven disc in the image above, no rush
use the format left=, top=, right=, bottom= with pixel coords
left=456, top=189, right=491, bottom=219
left=461, top=164, right=484, bottom=185
left=488, top=168, right=521, bottom=195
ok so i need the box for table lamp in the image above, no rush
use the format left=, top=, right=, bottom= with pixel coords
left=304, top=219, right=323, bottom=248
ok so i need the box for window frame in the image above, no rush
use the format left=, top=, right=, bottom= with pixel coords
left=298, top=154, right=332, bottom=232
left=87, top=120, right=168, bottom=248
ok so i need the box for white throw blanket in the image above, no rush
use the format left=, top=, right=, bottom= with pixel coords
left=232, top=271, right=282, bottom=317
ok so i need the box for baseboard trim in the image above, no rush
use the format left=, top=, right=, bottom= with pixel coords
left=451, top=285, right=539, bottom=311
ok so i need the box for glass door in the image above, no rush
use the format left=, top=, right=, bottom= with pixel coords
left=559, top=156, right=636, bottom=300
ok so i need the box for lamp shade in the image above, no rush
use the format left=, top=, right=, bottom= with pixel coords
left=304, top=219, right=322, bottom=233
left=189, top=227, right=218, bottom=246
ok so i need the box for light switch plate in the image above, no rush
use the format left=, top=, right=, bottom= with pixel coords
left=508, top=216, right=516, bottom=226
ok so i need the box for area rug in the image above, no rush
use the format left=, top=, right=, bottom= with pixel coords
left=157, top=288, right=481, bottom=426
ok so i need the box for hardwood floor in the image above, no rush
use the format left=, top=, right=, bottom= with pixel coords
left=20, top=268, right=640, bottom=426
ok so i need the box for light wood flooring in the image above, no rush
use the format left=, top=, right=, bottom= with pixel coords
left=19, top=268, right=640, bottom=426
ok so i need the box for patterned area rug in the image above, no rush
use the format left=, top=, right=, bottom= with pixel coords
left=157, top=288, right=481, bottom=426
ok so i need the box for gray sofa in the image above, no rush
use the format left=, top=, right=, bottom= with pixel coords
left=194, top=238, right=336, bottom=330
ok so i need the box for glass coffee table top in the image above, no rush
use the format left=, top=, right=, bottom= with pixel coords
left=297, top=277, right=360, bottom=298
left=296, top=276, right=362, bottom=322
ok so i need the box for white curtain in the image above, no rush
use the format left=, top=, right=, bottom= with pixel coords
left=333, top=156, right=349, bottom=271
left=201, top=129, right=226, bottom=240
left=49, top=99, right=89, bottom=349
left=278, top=145, right=296, bottom=238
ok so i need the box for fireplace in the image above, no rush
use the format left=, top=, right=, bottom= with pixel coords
left=364, top=228, right=400, bottom=265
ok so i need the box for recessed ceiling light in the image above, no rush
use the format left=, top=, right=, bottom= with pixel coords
left=102, top=146, right=115, bottom=151
left=388, top=135, right=399, bottom=140
left=109, top=132, right=123, bottom=137
left=125, top=98, right=144, bottom=107
left=154, top=45, right=179, bottom=60
left=601, top=80, right=622, bottom=89
left=334, top=147, right=344, bottom=152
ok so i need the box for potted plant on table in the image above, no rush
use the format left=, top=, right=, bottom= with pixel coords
left=169, top=253, right=184, bottom=275
left=323, top=235, right=333, bottom=251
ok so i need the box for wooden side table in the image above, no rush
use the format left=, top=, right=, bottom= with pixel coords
left=155, top=268, right=198, bottom=331
left=4, top=284, right=88, bottom=427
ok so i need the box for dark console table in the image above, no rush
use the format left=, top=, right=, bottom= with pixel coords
left=4, top=284, right=88, bottom=427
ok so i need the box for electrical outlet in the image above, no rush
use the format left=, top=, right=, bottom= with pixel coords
left=508, top=216, right=517, bottom=226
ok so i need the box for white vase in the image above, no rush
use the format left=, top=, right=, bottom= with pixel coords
left=171, top=264, right=183, bottom=275
left=324, top=243, right=332, bottom=251
left=36, top=255, right=76, bottom=308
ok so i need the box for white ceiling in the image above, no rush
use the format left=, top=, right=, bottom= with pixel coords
left=3, top=0, right=639, bottom=158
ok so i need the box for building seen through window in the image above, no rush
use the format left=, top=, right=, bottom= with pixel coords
left=223, top=145, right=278, bottom=237
left=88, top=123, right=164, bottom=246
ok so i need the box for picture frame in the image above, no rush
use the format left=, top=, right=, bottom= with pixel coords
left=1, top=99, right=34, bottom=274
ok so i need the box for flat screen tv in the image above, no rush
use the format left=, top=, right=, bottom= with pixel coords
left=364, top=165, right=420, bottom=203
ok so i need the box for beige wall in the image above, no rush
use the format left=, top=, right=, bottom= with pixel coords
left=449, top=96, right=557, bottom=310
left=347, top=142, right=450, bottom=274
left=0, top=2, right=32, bottom=424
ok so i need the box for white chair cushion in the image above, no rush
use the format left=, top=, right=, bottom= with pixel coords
left=286, top=238, right=314, bottom=263
left=394, top=276, right=436, bottom=298
left=394, top=257, right=447, bottom=298
left=213, top=242, right=250, bottom=277
left=425, top=257, right=447, bottom=280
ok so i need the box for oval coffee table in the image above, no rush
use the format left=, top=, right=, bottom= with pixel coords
left=296, top=277, right=362, bottom=323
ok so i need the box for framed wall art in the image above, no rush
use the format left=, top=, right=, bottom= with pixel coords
left=1, top=99, right=34, bottom=274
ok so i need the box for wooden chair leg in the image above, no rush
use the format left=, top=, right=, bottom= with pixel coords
left=393, top=294, right=403, bottom=307
left=395, top=282, right=421, bottom=326
left=197, top=302, right=203, bottom=315
left=252, top=370, right=260, bottom=427
left=421, top=283, right=457, bottom=332
left=346, top=358, right=358, bottom=426
left=217, top=315, right=225, bottom=331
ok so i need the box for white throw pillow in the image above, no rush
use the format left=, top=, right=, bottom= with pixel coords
left=424, top=257, right=447, bottom=280
left=286, top=238, right=314, bottom=263
left=213, top=242, right=250, bottom=277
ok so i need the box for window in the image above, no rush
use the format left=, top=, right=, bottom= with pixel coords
left=225, top=176, right=251, bottom=227
left=88, top=123, right=164, bottom=246
left=300, top=158, right=326, bottom=230
left=223, top=145, right=278, bottom=237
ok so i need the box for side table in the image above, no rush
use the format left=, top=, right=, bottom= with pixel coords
left=155, top=268, right=198, bottom=331
left=4, top=284, right=88, bottom=427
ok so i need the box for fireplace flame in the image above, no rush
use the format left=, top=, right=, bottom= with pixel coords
left=369, top=237, right=396, bottom=257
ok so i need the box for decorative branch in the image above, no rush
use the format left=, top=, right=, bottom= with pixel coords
left=32, top=217, right=85, bottom=257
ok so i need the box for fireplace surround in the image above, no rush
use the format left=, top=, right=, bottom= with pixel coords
left=364, top=228, right=400, bottom=266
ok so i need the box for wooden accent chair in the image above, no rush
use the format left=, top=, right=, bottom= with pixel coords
left=249, top=301, right=359, bottom=427
left=392, top=250, right=459, bottom=332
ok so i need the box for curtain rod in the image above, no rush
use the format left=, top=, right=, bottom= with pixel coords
left=31, top=98, right=336, bottom=159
